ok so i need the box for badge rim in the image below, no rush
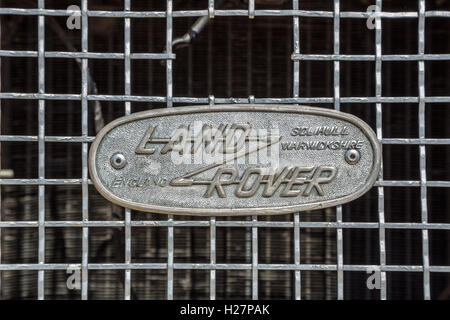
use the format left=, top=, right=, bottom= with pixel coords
left=88, top=105, right=381, bottom=216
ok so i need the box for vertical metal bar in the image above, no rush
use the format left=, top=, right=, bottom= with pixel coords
left=0, top=7, right=2, bottom=298
left=246, top=17, right=258, bottom=299
left=166, top=0, right=173, bottom=109
left=124, top=213, right=131, bottom=300
left=333, top=0, right=344, bottom=301
left=266, top=21, right=275, bottom=298
left=209, top=95, right=216, bottom=300
left=148, top=17, right=154, bottom=96
left=247, top=22, right=252, bottom=97
left=145, top=19, right=153, bottom=292
left=292, top=0, right=301, bottom=300
left=167, top=215, right=174, bottom=300
left=209, top=0, right=215, bottom=18
left=188, top=7, right=193, bottom=97
left=210, top=216, right=216, bottom=300
left=245, top=21, right=253, bottom=300
left=245, top=219, right=251, bottom=299
left=37, top=0, right=45, bottom=301
left=363, top=26, right=373, bottom=299
left=292, top=0, right=299, bottom=100
left=418, top=0, right=430, bottom=300
left=81, top=0, right=89, bottom=300
left=286, top=21, right=292, bottom=99
left=249, top=0, right=255, bottom=19
left=336, top=205, right=343, bottom=300
left=403, top=17, right=413, bottom=299
left=375, top=0, right=387, bottom=300
left=25, top=15, right=34, bottom=299
left=294, top=212, right=300, bottom=299
left=252, top=216, right=258, bottom=300
left=186, top=7, right=194, bottom=298
left=124, top=0, right=132, bottom=300
left=445, top=40, right=450, bottom=276
left=208, top=23, right=216, bottom=298
left=166, top=0, right=174, bottom=300
left=104, top=32, right=115, bottom=296
left=224, top=17, right=235, bottom=295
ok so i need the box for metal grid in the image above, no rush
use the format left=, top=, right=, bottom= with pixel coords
left=0, top=0, right=449, bottom=300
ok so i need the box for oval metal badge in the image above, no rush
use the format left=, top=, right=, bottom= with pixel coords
left=89, top=105, right=381, bottom=216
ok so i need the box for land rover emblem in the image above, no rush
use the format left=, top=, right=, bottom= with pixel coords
left=89, top=105, right=381, bottom=216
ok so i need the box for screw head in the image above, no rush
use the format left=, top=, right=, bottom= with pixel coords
left=345, top=149, right=361, bottom=165
left=110, top=153, right=127, bottom=170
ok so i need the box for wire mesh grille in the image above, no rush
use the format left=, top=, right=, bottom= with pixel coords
left=0, top=0, right=449, bottom=300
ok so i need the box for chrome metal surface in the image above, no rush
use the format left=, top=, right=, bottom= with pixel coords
left=344, top=149, right=361, bottom=165
left=89, top=105, right=380, bottom=215
left=110, top=153, right=127, bottom=170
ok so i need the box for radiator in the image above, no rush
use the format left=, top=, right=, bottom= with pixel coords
left=0, top=0, right=449, bottom=300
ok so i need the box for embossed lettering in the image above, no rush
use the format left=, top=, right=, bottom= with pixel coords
left=235, top=168, right=264, bottom=198
left=160, top=125, right=189, bottom=155
left=197, top=165, right=337, bottom=198
left=204, top=167, right=238, bottom=198
left=191, top=124, right=227, bottom=154
left=281, top=166, right=314, bottom=197
left=135, top=125, right=157, bottom=154
left=262, top=167, right=292, bottom=197
left=303, top=166, right=337, bottom=196
left=290, top=126, right=349, bottom=136
left=221, top=124, right=251, bottom=153
left=281, top=140, right=364, bottom=151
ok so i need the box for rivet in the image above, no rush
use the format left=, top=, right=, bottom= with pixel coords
left=110, top=153, right=127, bottom=170
left=345, top=149, right=361, bottom=165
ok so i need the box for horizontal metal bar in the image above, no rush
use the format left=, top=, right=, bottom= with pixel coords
left=0, top=8, right=165, bottom=17
left=0, top=136, right=95, bottom=142
left=0, top=263, right=166, bottom=270
left=292, top=53, right=450, bottom=61
left=341, top=11, right=450, bottom=18
left=1, top=93, right=450, bottom=104
left=0, top=93, right=81, bottom=100
left=213, top=10, right=334, bottom=17
left=0, top=50, right=175, bottom=60
left=1, top=221, right=449, bottom=230
left=381, top=138, right=450, bottom=145
left=375, top=181, right=450, bottom=187
left=0, top=263, right=448, bottom=272
left=1, top=178, right=449, bottom=187
left=1, top=177, right=449, bottom=189
left=1, top=179, right=449, bottom=188
left=4, top=51, right=450, bottom=63
left=0, top=8, right=448, bottom=19
left=2, top=136, right=449, bottom=145
left=426, top=10, right=450, bottom=17
left=1, top=52, right=449, bottom=63
left=0, top=179, right=89, bottom=185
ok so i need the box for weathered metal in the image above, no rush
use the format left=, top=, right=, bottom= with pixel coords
left=89, top=105, right=381, bottom=215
